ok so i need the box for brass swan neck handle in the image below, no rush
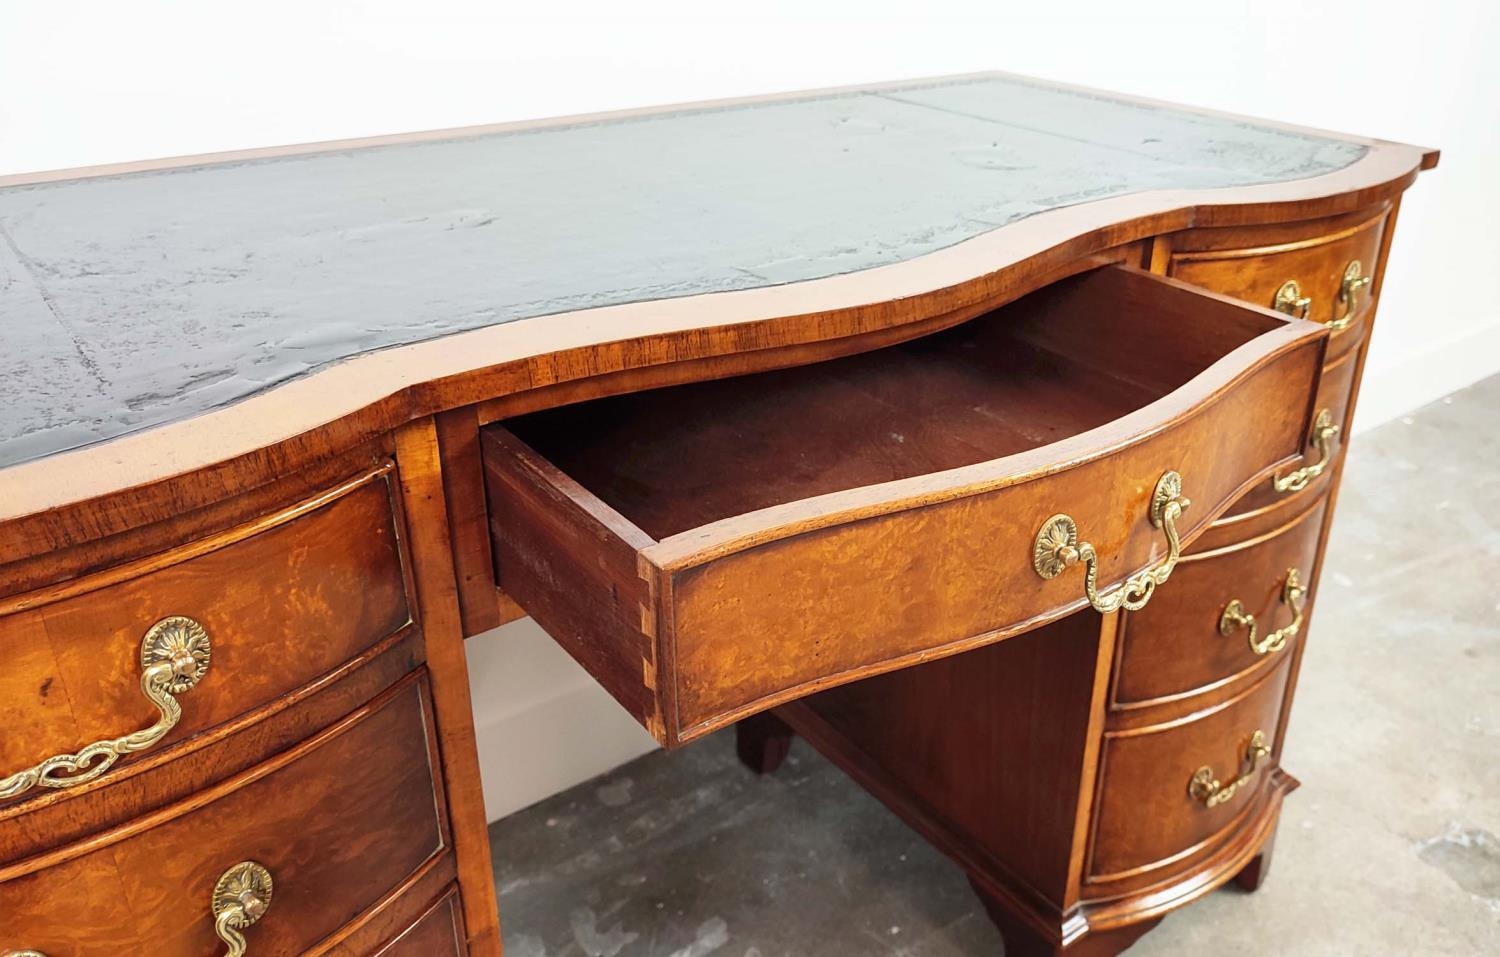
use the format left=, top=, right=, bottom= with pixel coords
left=1, top=616, right=211, bottom=802
left=1189, top=730, right=1272, bottom=808
left=1274, top=408, right=1340, bottom=494
left=1219, top=568, right=1307, bottom=656
left=1032, top=471, right=1191, bottom=614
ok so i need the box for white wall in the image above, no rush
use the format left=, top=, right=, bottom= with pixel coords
left=4, top=1, right=1494, bottom=820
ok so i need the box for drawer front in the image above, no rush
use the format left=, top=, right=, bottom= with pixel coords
left=0, top=674, right=446, bottom=956
left=486, top=267, right=1328, bottom=745
left=1114, top=497, right=1328, bottom=707
left=1089, top=661, right=1292, bottom=882
left=1222, top=341, right=1358, bottom=520
left=0, top=465, right=412, bottom=807
left=375, top=888, right=466, bottom=956
left=1168, top=211, right=1386, bottom=353
left=661, top=342, right=1321, bottom=739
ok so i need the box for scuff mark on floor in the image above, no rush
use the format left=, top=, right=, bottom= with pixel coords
left=508, top=933, right=548, bottom=957
left=598, top=777, right=635, bottom=807
left=666, top=917, right=730, bottom=957
left=570, top=906, right=640, bottom=957
left=1416, top=823, right=1500, bottom=910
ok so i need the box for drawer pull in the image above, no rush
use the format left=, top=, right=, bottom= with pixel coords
left=1329, top=259, right=1373, bottom=331
left=212, top=861, right=275, bottom=956
left=1032, top=471, right=1190, bottom=614
left=1273, top=408, right=1340, bottom=493
left=5, top=950, right=47, bottom=956
left=1189, top=730, right=1271, bottom=808
left=1272, top=279, right=1312, bottom=319
left=0, top=616, right=211, bottom=800
left=1219, top=567, right=1307, bottom=655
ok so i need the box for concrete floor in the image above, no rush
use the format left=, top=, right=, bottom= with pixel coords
left=490, top=376, right=1500, bottom=956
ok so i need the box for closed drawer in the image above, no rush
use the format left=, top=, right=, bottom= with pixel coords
left=375, top=888, right=466, bottom=956
left=1222, top=342, right=1358, bottom=520
left=0, top=673, right=447, bottom=956
left=1167, top=209, right=1386, bottom=357
left=1114, top=496, right=1328, bottom=708
left=0, top=464, right=412, bottom=809
left=483, top=265, right=1327, bottom=745
left=1089, top=660, right=1292, bottom=883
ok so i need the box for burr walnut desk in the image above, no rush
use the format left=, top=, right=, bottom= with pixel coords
left=0, top=74, right=1435, bottom=956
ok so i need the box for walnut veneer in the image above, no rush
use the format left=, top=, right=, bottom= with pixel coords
left=0, top=74, right=1434, bottom=955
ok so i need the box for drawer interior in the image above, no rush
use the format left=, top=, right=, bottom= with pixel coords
left=502, top=265, right=1288, bottom=538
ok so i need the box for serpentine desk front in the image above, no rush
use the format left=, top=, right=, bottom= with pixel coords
left=0, top=74, right=1436, bottom=956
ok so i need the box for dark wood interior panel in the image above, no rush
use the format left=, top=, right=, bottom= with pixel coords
left=797, top=612, right=1109, bottom=907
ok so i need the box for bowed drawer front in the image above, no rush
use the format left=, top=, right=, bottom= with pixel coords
left=0, top=465, right=413, bottom=810
left=1113, top=495, right=1330, bottom=707
left=0, top=674, right=448, bottom=957
left=483, top=265, right=1329, bottom=745
left=1166, top=209, right=1387, bottom=352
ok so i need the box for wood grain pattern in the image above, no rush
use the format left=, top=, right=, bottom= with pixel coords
left=0, top=626, right=422, bottom=866
left=0, top=465, right=411, bottom=806
left=0, top=673, right=446, bottom=955
left=0, top=75, right=1438, bottom=957
left=373, top=888, right=467, bottom=957
left=487, top=264, right=1327, bottom=744
left=1089, top=659, right=1294, bottom=885
left=1112, top=495, right=1329, bottom=709
left=393, top=419, right=502, bottom=956
left=1166, top=205, right=1388, bottom=361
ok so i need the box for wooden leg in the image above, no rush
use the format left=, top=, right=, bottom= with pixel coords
left=969, top=878, right=1159, bottom=957
left=1233, top=826, right=1278, bottom=893
left=736, top=711, right=794, bottom=774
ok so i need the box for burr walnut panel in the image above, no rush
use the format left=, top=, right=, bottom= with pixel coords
left=486, top=265, right=1326, bottom=745
left=1167, top=209, right=1386, bottom=361
left=0, top=673, right=447, bottom=956
left=374, top=888, right=467, bottom=956
left=0, top=465, right=412, bottom=811
left=1114, top=496, right=1329, bottom=709
left=1089, top=660, right=1294, bottom=884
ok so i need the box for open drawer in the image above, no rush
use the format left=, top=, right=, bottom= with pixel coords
left=481, top=265, right=1327, bottom=745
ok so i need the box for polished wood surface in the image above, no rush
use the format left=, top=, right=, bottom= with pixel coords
left=486, top=265, right=1327, bottom=744
left=0, top=675, right=446, bottom=956
left=392, top=420, right=501, bottom=956
left=0, top=74, right=1436, bottom=955
left=373, top=889, right=467, bottom=957
left=1091, top=658, right=1294, bottom=883
left=0, top=465, right=411, bottom=806
left=1113, top=496, right=1328, bottom=707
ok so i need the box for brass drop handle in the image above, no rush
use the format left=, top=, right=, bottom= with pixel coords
left=1273, top=408, right=1340, bottom=493
left=1189, top=730, right=1272, bottom=808
left=5, top=950, right=48, bottom=956
left=0, top=616, right=212, bottom=801
left=1032, top=471, right=1190, bottom=614
left=213, top=862, right=275, bottom=956
left=1272, top=279, right=1312, bottom=319
left=1329, top=259, right=1373, bottom=331
left=1219, top=568, right=1307, bottom=656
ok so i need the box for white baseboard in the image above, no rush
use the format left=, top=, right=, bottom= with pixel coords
left=1351, top=320, right=1500, bottom=434
left=468, top=319, right=1500, bottom=823
left=466, top=618, right=657, bottom=822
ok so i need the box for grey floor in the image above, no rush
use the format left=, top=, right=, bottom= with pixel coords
left=490, top=376, right=1500, bottom=956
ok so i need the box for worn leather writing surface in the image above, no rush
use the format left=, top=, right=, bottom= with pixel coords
left=0, top=75, right=1364, bottom=466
